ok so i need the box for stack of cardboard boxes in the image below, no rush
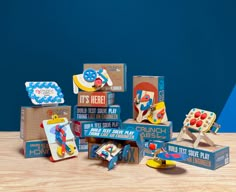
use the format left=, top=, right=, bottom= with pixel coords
left=21, top=82, right=71, bottom=158
left=72, top=63, right=127, bottom=152
left=122, top=76, right=174, bottom=156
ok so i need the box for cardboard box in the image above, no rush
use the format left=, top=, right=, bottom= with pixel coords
left=85, top=128, right=144, bottom=164
left=122, top=119, right=172, bottom=141
left=20, top=105, right=71, bottom=141
left=84, top=63, right=127, bottom=92
left=23, top=140, right=51, bottom=158
left=77, top=91, right=115, bottom=107
left=73, top=105, right=120, bottom=121
left=72, top=120, right=121, bottom=137
left=133, top=76, right=164, bottom=119
left=75, top=137, right=88, bottom=152
left=166, top=139, right=230, bottom=170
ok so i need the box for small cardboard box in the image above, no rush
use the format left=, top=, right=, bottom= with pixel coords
left=72, top=120, right=121, bottom=137
left=73, top=105, right=120, bottom=121
left=85, top=128, right=144, bottom=164
left=20, top=105, right=71, bottom=141
left=83, top=63, right=127, bottom=92
left=77, top=91, right=115, bottom=107
left=23, top=140, right=51, bottom=158
left=133, top=76, right=164, bottom=119
left=122, top=119, right=172, bottom=141
left=166, top=139, right=230, bottom=170
left=75, top=137, right=88, bottom=152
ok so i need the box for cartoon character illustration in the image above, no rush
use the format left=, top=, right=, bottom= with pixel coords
left=73, top=68, right=113, bottom=93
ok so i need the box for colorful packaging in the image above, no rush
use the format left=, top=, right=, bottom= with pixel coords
left=167, top=140, right=230, bottom=170
left=20, top=105, right=71, bottom=141
left=77, top=91, right=115, bottom=107
left=84, top=63, right=127, bottom=92
left=74, top=105, right=120, bottom=121
left=122, top=119, right=172, bottom=141
left=133, top=76, right=164, bottom=120
left=23, top=140, right=51, bottom=158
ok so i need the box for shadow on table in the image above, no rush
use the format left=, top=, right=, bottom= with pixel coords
left=157, top=166, right=187, bottom=175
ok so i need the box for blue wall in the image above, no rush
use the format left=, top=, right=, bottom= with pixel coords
left=1, top=0, right=236, bottom=131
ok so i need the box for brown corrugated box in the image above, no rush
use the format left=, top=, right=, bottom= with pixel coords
left=83, top=63, right=127, bottom=92
left=20, top=105, right=71, bottom=141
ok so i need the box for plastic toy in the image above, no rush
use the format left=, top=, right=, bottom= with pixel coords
left=90, top=141, right=130, bottom=170
left=41, top=114, right=78, bottom=161
left=25, top=81, right=64, bottom=105
left=134, top=90, right=168, bottom=124
left=177, top=108, right=221, bottom=148
left=146, top=142, right=189, bottom=169
left=73, top=68, right=113, bottom=93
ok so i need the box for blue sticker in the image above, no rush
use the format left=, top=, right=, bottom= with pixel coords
left=25, top=81, right=64, bottom=105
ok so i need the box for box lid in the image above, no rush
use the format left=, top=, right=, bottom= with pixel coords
left=85, top=128, right=144, bottom=149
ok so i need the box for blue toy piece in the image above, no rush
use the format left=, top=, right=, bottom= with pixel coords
left=90, top=144, right=100, bottom=158
left=140, top=99, right=153, bottom=111
left=101, top=150, right=109, bottom=158
left=108, top=155, right=118, bottom=170
left=83, top=68, right=97, bottom=82
left=97, top=68, right=108, bottom=83
left=121, top=144, right=131, bottom=159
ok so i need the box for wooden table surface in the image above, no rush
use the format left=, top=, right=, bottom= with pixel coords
left=0, top=132, right=235, bottom=192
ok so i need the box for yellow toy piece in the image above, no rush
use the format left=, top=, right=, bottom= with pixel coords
left=57, top=146, right=64, bottom=157
left=73, top=68, right=113, bottom=93
left=47, top=114, right=65, bottom=125
left=146, top=159, right=176, bottom=169
left=68, top=144, right=75, bottom=155
left=57, top=144, right=75, bottom=157
left=147, top=102, right=168, bottom=124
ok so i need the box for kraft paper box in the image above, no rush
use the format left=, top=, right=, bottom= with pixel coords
left=83, top=63, right=127, bottom=92
left=77, top=91, right=115, bottom=107
left=133, top=76, right=164, bottom=119
left=74, top=105, right=120, bottom=121
left=166, top=139, right=230, bottom=170
left=20, top=105, right=71, bottom=141
left=23, top=140, right=51, bottom=158
left=72, top=120, right=121, bottom=137
left=122, top=119, right=172, bottom=141
left=85, top=128, right=144, bottom=164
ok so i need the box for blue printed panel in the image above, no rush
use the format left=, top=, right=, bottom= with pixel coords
left=24, top=140, right=51, bottom=158
left=122, top=119, right=173, bottom=141
left=85, top=128, right=144, bottom=150
left=166, top=142, right=229, bottom=170
left=74, top=105, right=121, bottom=121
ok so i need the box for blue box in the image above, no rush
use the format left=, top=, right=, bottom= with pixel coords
left=74, top=105, right=121, bottom=121
left=85, top=128, right=145, bottom=164
left=122, top=119, right=173, bottom=141
left=75, top=137, right=88, bottom=152
left=166, top=139, right=230, bottom=170
left=72, top=120, right=121, bottom=137
left=23, top=140, right=51, bottom=158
